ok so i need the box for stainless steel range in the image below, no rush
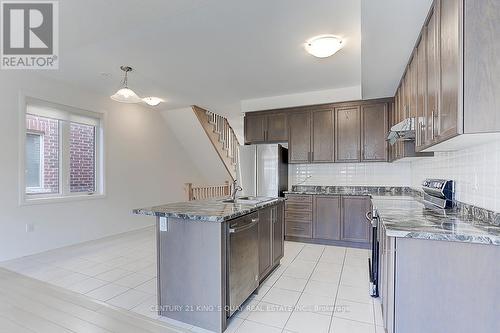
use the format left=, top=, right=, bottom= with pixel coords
left=422, top=179, right=455, bottom=209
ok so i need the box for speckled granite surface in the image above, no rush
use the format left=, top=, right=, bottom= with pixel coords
left=372, top=196, right=500, bottom=246
left=133, top=197, right=285, bottom=223
left=285, top=185, right=413, bottom=196
left=286, top=185, right=500, bottom=245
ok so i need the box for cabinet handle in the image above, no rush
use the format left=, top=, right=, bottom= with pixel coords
left=311, top=151, right=314, bottom=161
left=291, top=227, right=305, bottom=231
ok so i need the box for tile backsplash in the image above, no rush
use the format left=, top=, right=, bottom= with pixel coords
left=289, top=139, right=500, bottom=212
left=289, top=162, right=412, bottom=187
left=410, top=140, right=500, bottom=212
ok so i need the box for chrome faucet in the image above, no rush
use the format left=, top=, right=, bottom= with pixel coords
left=231, top=180, right=243, bottom=201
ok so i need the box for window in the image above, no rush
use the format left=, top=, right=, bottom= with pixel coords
left=22, top=98, right=104, bottom=203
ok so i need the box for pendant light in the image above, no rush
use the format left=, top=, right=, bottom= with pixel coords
left=110, top=66, right=143, bottom=103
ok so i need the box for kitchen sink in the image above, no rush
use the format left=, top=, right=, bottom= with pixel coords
left=221, top=196, right=274, bottom=204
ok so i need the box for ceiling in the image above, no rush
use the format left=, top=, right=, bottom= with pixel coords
left=40, top=0, right=432, bottom=121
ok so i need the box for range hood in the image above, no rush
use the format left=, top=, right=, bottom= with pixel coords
left=387, top=118, right=415, bottom=145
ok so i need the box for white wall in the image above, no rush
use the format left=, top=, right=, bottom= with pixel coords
left=0, top=72, right=205, bottom=261
left=289, top=162, right=411, bottom=187
left=160, top=108, right=231, bottom=185
left=411, top=140, right=500, bottom=212
left=241, top=86, right=362, bottom=112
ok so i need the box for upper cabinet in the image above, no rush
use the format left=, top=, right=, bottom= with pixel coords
left=244, top=112, right=287, bottom=144
left=335, top=106, right=361, bottom=162
left=288, top=108, right=334, bottom=164
left=398, top=0, right=500, bottom=152
left=245, top=99, right=390, bottom=164
left=288, top=111, right=311, bottom=163
left=361, top=103, right=388, bottom=162
left=311, top=110, right=334, bottom=163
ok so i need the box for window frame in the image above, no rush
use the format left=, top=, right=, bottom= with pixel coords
left=25, top=131, right=45, bottom=192
left=19, top=95, right=106, bottom=205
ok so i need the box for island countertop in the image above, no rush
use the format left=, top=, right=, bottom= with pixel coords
left=133, top=197, right=285, bottom=222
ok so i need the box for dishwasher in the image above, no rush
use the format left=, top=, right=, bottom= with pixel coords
left=227, top=212, right=259, bottom=316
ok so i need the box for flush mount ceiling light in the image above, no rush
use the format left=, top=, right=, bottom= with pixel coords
left=305, top=35, right=344, bottom=58
left=142, top=97, right=164, bottom=106
left=110, top=66, right=142, bottom=103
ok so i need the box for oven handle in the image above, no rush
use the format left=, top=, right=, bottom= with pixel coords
left=365, top=211, right=372, bottom=222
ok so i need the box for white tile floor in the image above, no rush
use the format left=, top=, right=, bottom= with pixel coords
left=0, top=227, right=385, bottom=333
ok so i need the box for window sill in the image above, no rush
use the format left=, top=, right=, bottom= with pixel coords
left=20, top=193, right=106, bottom=206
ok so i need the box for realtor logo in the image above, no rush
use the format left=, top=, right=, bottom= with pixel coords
left=1, top=1, right=58, bottom=69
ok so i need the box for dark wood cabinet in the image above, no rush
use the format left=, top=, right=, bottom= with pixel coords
left=245, top=99, right=391, bottom=164
left=313, top=196, right=341, bottom=240
left=341, top=196, right=371, bottom=243
left=267, top=113, right=288, bottom=142
left=288, top=111, right=311, bottom=163
left=244, top=113, right=287, bottom=144
left=426, top=5, right=439, bottom=145
left=361, top=103, right=388, bottom=161
left=335, top=106, right=361, bottom=162
left=311, top=110, right=334, bottom=162
left=258, top=207, right=272, bottom=277
left=285, top=194, right=371, bottom=248
left=438, top=0, right=459, bottom=141
left=416, top=31, right=428, bottom=149
left=272, top=202, right=284, bottom=265
left=284, top=194, right=312, bottom=238
left=244, top=115, right=266, bottom=143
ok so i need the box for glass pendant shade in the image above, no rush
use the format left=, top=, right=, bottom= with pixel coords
left=110, top=87, right=142, bottom=103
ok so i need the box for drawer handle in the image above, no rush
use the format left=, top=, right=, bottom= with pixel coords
left=291, top=227, right=305, bottom=231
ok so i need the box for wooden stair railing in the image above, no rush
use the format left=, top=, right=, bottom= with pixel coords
left=184, top=182, right=232, bottom=201
left=192, top=106, right=239, bottom=180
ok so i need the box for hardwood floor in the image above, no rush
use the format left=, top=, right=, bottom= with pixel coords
left=0, top=268, right=187, bottom=333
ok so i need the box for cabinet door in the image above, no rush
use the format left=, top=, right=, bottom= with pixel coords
left=258, top=207, right=272, bottom=277
left=409, top=57, right=418, bottom=120
left=335, top=106, right=361, bottom=162
left=439, top=0, right=459, bottom=139
left=267, top=113, right=288, bottom=142
left=311, top=110, right=334, bottom=162
left=341, top=196, right=371, bottom=243
left=245, top=115, right=266, bottom=143
left=272, top=203, right=284, bottom=265
left=426, top=6, right=439, bottom=144
left=416, top=33, right=428, bottom=149
left=361, top=103, right=388, bottom=162
left=288, top=112, right=311, bottom=163
left=313, top=196, right=341, bottom=240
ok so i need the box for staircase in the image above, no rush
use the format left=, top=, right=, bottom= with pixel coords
left=192, top=106, right=239, bottom=180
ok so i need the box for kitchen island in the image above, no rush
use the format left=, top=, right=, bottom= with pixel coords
left=133, top=197, right=285, bottom=333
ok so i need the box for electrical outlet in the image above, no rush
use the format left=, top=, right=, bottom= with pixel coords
left=26, top=223, right=34, bottom=233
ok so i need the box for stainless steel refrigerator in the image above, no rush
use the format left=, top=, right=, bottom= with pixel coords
left=236, top=144, right=288, bottom=198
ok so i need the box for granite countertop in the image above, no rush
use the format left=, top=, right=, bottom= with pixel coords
left=284, top=185, right=413, bottom=197
left=372, top=196, right=500, bottom=246
left=286, top=185, right=500, bottom=245
left=133, top=197, right=285, bottom=223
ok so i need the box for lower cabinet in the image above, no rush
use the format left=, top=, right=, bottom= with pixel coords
left=313, top=196, right=341, bottom=240
left=285, top=194, right=371, bottom=248
left=258, top=202, right=284, bottom=280
left=378, top=226, right=500, bottom=333
left=258, top=207, right=272, bottom=278
left=272, top=202, right=284, bottom=265
left=341, top=196, right=372, bottom=243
